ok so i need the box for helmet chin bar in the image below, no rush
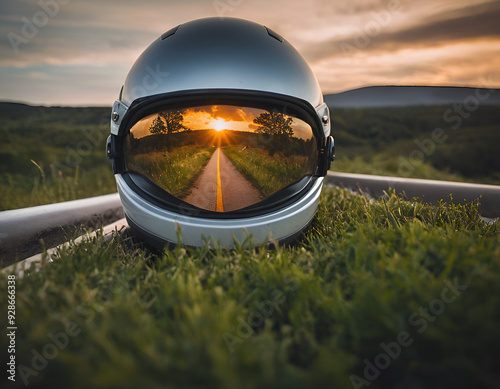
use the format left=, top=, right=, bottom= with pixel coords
left=116, top=174, right=324, bottom=249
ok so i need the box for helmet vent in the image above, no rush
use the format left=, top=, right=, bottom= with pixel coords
left=265, top=27, right=284, bottom=43
left=161, top=25, right=180, bottom=40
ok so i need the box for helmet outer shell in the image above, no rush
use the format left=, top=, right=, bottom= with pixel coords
left=111, top=17, right=331, bottom=248
left=121, top=17, right=323, bottom=108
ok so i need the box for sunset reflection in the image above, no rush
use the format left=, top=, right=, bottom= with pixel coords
left=124, top=105, right=318, bottom=212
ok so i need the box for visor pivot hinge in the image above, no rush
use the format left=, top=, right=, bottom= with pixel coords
left=112, top=111, right=120, bottom=122
left=322, top=115, right=329, bottom=125
left=328, top=136, right=335, bottom=162
left=106, top=135, right=120, bottom=174
left=319, top=136, right=335, bottom=176
left=106, top=135, right=114, bottom=159
left=106, top=144, right=113, bottom=158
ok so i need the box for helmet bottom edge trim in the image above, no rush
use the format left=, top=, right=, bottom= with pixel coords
left=116, top=174, right=324, bottom=248
left=124, top=213, right=315, bottom=250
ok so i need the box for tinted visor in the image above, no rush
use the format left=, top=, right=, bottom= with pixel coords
left=124, top=104, right=319, bottom=213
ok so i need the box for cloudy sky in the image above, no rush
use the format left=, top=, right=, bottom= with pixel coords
left=1, top=0, right=499, bottom=106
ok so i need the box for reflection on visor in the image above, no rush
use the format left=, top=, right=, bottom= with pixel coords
left=124, top=105, right=318, bottom=212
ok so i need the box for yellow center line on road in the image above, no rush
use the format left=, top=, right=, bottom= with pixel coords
left=216, top=148, right=224, bottom=212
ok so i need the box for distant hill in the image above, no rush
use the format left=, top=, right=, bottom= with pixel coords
left=325, top=86, right=500, bottom=108
left=4, top=85, right=500, bottom=111
left=0, top=101, right=110, bottom=125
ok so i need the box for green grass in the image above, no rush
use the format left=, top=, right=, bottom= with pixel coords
left=127, top=146, right=214, bottom=199
left=331, top=105, right=500, bottom=185
left=0, top=103, right=117, bottom=210
left=2, top=187, right=499, bottom=388
left=332, top=154, right=469, bottom=182
left=223, top=146, right=313, bottom=197
left=0, top=165, right=116, bottom=211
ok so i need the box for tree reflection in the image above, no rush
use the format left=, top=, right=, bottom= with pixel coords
left=253, top=111, right=293, bottom=136
left=253, top=111, right=294, bottom=156
left=149, top=110, right=187, bottom=151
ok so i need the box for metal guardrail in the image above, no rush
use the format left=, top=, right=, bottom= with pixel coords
left=326, top=172, right=500, bottom=218
left=0, top=193, right=123, bottom=265
left=1, top=173, right=499, bottom=266
left=2, top=218, right=129, bottom=278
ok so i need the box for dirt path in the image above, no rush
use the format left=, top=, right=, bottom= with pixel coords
left=183, top=148, right=262, bottom=212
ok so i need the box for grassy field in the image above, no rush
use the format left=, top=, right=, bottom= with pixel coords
left=331, top=105, right=500, bottom=185
left=2, top=102, right=499, bottom=388
left=1, top=187, right=499, bottom=388
left=0, top=103, right=116, bottom=211
left=127, top=146, right=214, bottom=199
left=0, top=165, right=116, bottom=211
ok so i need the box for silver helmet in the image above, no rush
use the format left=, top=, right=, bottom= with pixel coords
left=107, top=17, right=334, bottom=248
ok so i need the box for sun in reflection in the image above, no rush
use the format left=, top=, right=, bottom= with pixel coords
left=212, top=119, right=226, bottom=132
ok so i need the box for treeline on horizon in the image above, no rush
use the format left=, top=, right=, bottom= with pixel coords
left=128, top=128, right=316, bottom=158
